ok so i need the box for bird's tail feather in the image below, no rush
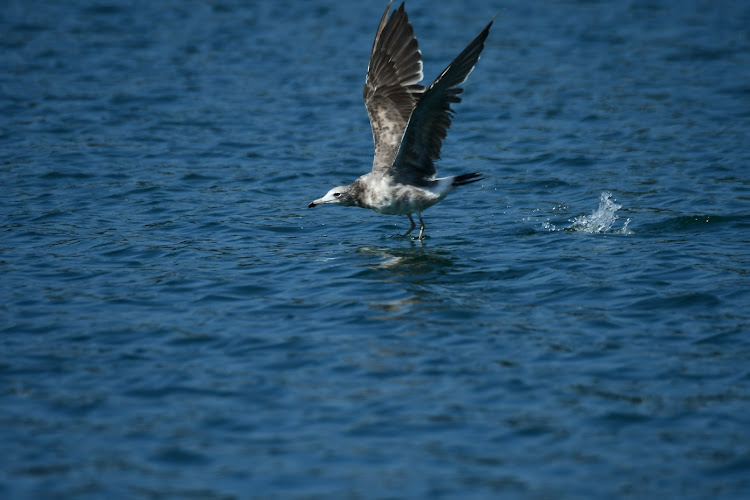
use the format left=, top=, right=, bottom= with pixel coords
left=452, top=172, right=483, bottom=186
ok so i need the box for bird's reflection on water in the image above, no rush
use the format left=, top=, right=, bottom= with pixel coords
left=357, top=243, right=456, bottom=275
left=356, top=243, right=461, bottom=319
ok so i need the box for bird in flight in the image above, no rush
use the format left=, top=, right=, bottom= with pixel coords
left=308, top=1, right=493, bottom=241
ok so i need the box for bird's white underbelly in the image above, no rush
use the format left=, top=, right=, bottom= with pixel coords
left=364, top=181, right=446, bottom=215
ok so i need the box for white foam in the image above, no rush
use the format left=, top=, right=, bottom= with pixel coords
left=568, top=191, right=631, bottom=234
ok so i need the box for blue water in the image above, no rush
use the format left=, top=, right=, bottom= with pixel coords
left=2, top=0, right=750, bottom=498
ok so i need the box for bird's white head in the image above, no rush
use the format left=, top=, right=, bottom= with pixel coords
left=308, top=185, right=355, bottom=208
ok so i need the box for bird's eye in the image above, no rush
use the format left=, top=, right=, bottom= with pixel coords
left=333, top=192, right=341, bottom=197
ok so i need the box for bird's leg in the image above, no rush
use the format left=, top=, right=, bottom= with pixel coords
left=418, top=213, right=426, bottom=241
left=404, top=214, right=417, bottom=236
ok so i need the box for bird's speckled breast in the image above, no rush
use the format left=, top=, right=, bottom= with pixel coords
left=357, top=175, right=444, bottom=215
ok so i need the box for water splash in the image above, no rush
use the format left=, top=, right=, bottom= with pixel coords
left=568, top=191, right=631, bottom=234
left=542, top=192, right=631, bottom=233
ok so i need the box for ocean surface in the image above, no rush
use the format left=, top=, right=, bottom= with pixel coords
left=2, top=0, right=750, bottom=498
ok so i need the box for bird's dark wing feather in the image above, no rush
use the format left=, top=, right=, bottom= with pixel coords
left=363, top=1, right=424, bottom=173
left=390, top=20, right=492, bottom=186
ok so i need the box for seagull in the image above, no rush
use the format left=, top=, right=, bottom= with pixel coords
left=308, top=1, right=493, bottom=241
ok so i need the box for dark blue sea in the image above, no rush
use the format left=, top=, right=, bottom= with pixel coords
left=2, top=0, right=750, bottom=498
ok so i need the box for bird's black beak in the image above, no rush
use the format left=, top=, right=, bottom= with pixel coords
left=308, top=202, right=317, bottom=208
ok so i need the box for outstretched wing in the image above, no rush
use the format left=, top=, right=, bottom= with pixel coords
left=390, top=20, right=493, bottom=186
left=363, top=1, right=425, bottom=173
